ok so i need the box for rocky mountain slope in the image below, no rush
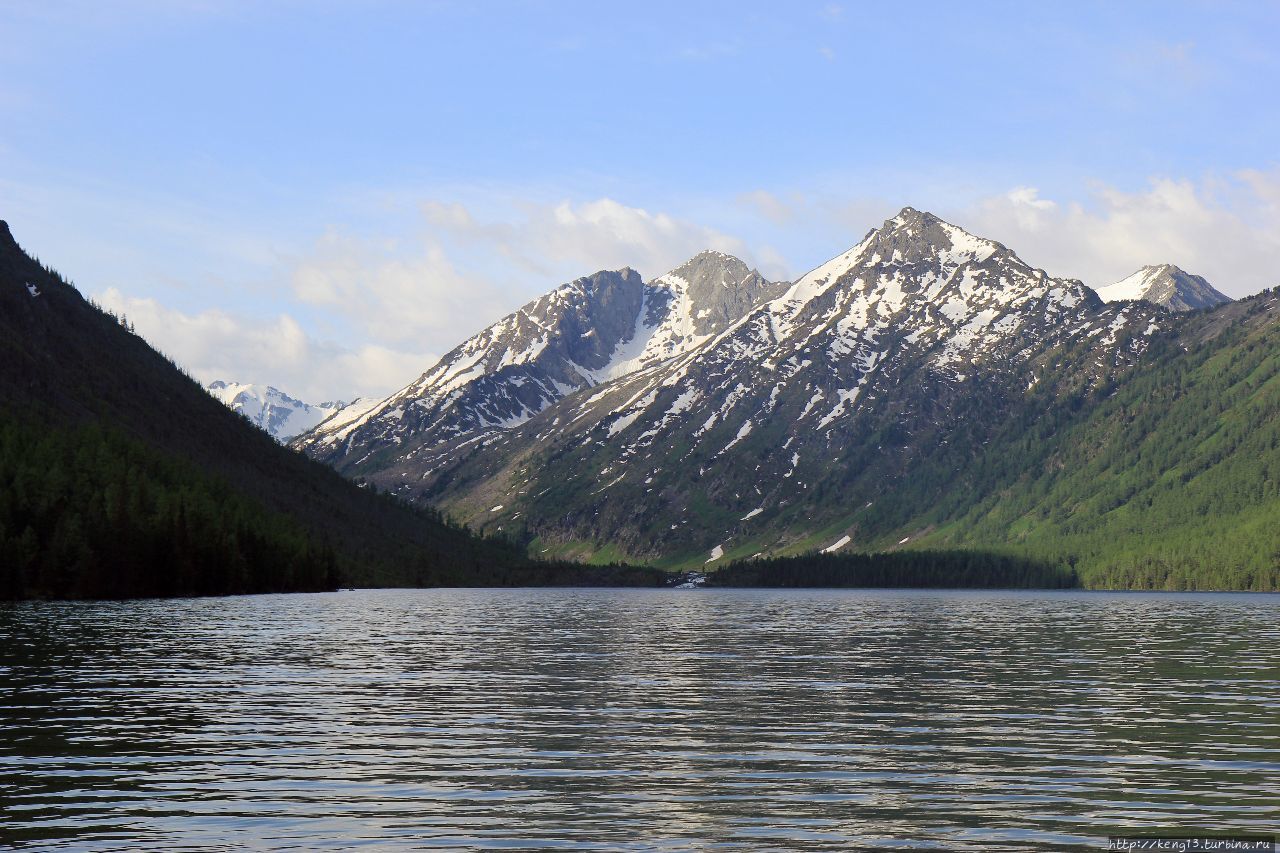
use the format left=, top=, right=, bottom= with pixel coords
left=293, top=252, right=786, bottom=472
left=316, top=208, right=1172, bottom=566
left=1097, top=264, right=1230, bottom=311
left=207, top=381, right=346, bottom=442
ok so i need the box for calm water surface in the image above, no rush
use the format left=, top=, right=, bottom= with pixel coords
left=1, top=589, right=1278, bottom=851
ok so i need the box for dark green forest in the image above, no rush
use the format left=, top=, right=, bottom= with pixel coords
left=708, top=550, right=1078, bottom=589
left=871, top=293, right=1280, bottom=591
left=0, top=409, right=666, bottom=599
left=0, top=416, right=340, bottom=598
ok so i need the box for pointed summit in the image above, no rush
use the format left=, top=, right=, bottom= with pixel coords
left=664, top=249, right=751, bottom=282
left=886, top=205, right=934, bottom=226
left=654, top=250, right=788, bottom=336
left=791, top=208, right=1010, bottom=298
left=868, top=207, right=1003, bottom=265
left=1097, top=264, right=1230, bottom=312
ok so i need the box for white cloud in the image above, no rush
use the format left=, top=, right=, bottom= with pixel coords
left=291, top=229, right=507, bottom=349
left=961, top=172, right=1280, bottom=296
left=1239, top=168, right=1280, bottom=214
left=286, top=195, right=765, bottom=358
left=419, top=196, right=757, bottom=282
left=999, top=186, right=1058, bottom=232
left=736, top=189, right=798, bottom=225
left=94, top=287, right=436, bottom=403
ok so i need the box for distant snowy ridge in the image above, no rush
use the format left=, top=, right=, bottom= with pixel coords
left=1096, top=264, right=1230, bottom=312
left=206, top=381, right=347, bottom=442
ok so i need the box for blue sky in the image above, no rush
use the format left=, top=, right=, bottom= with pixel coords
left=3, top=1, right=1279, bottom=400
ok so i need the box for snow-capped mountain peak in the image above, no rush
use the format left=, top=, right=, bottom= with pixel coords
left=1096, top=264, right=1230, bottom=312
left=868, top=206, right=1004, bottom=265
left=292, top=256, right=787, bottom=470
left=623, top=250, right=787, bottom=369
left=780, top=208, right=1008, bottom=309
left=206, top=381, right=346, bottom=442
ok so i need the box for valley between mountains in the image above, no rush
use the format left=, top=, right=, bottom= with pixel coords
left=275, top=207, right=1278, bottom=589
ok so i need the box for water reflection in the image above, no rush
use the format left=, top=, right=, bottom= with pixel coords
left=2, top=589, right=1278, bottom=850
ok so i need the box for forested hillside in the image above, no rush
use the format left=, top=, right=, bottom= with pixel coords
left=729, top=292, right=1280, bottom=592
left=0, top=417, right=339, bottom=598
left=708, top=550, right=1078, bottom=589
left=697, top=292, right=1280, bottom=591
left=0, top=221, right=661, bottom=598
left=894, top=291, right=1280, bottom=590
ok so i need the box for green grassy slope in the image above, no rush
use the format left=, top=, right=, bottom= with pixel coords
left=899, top=293, right=1280, bottom=589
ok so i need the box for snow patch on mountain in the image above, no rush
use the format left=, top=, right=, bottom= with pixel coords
left=1097, top=269, right=1155, bottom=303
left=310, top=396, right=384, bottom=442
left=822, top=535, right=852, bottom=553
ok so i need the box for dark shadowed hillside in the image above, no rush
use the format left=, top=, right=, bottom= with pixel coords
left=0, top=221, right=662, bottom=598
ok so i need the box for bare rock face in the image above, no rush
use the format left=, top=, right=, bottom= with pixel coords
left=656, top=250, right=789, bottom=336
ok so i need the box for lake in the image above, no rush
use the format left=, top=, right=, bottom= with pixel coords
left=2, top=589, right=1278, bottom=850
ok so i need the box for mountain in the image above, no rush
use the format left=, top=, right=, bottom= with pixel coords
left=893, top=288, right=1280, bottom=590
left=293, top=252, right=786, bottom=474
left=206, top=381, right=346, bottom=442
left=324, top=207, right=1181, bottom=571
left=0, top=220, right=661, bottom=599
left=1096, top=264, right=1231, bottom=311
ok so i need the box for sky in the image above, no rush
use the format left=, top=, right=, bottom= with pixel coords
left=2, top=0, right=1279, bottom=402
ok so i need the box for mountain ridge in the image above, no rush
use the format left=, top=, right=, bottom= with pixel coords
left=292, top=252, right=787, bottom=473
left=309, top=207, right=1176, bottom=568
left=296, top=210, right=1240, bottom=488
left=8, top=205, right=1276, bottom=593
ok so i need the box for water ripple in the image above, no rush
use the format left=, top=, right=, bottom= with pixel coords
left=2, top=589, right=1278, bottom=850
